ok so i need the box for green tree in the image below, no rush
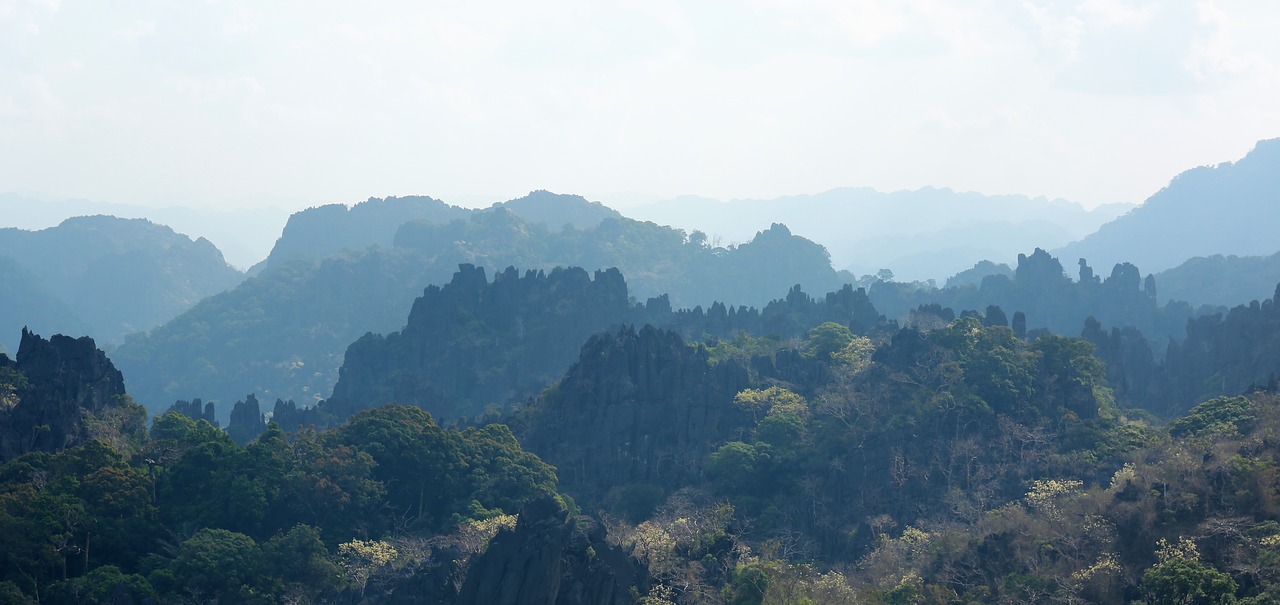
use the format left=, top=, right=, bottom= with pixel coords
left=803, top=322, right=854, bottom=361
left=163, top=528, right=262, bottom=602
left=261, top=525, right=345, bottom=600
left=1142, top=538, right=1237, bottom=605
left=332, top=406, right=468, bottom=531
left=43, top=565, right=154, bottom=605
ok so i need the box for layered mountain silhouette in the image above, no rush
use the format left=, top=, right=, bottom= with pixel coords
left=628, top=187, right=1130, bottom=281
left=252, top=190, right=622, bottom=274
left=0, top=193, right=289, bottom=270
left=1055, top=138, right=1280, bottom=274
left=114, top=197, right=846, bottom=416
left=0, top=216, right=243, bottom=350
left=1152, top=251, right=1280, bottom=308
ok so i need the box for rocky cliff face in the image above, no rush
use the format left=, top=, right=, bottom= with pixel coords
left=227, top=393, right=268, bottom=445
left=519, top=325, right=754, bottom=500
left=324, top=264, right=633, bottom=424
left=0, top=328, right=130, bottom=461
left=164, top=397, right=218, bottom=426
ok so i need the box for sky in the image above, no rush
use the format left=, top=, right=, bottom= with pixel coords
left=2, top=0, right=1279, bottom=212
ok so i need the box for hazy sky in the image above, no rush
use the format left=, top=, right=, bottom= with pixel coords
left=2, top=0, right=1279, bottom=212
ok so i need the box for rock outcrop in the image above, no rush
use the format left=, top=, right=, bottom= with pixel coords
left=0, top=328, right=131, bottom=461
left=164, top=397, right=218, bottom=426
left=227, top=393, right=267, bottom=445
left=519, top=325, right=754, bottom=499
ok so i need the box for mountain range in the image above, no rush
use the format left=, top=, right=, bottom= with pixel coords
left=627, top=187, right=1132, bottom=281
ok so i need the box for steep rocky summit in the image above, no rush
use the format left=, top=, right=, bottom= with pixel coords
left=0, top=328, right=140, bottom=461
left=323, top=264, right=633, bottom=424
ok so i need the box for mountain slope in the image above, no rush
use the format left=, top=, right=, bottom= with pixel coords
left=1055, top=138, right=1280, bottom=274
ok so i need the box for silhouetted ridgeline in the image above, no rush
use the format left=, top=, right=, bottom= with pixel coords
left=0, top=215, right=243, bottom=350
left=254, top=195, right=470, bottom=273
left=1153, top=250, right=1280, bottom=307
left=113, top=247, right=446, bottom=417
left=0, top=255, right=89, bottom=352
left=392, top=209, right=847, bottom=309
left=254, top=190, right=621, bottom=274
left=873, top=248, right=1196, bottom=345
left=627, top=186, right=1131, bottom=282
left=1055, top=137, right=1280, bottom=274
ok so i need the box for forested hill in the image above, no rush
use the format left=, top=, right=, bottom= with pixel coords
left=0, top=256, right=89, bottom=351
left=1055, top=137, right=1280, bottom=274
left=0, top=216, right=243, bottom=350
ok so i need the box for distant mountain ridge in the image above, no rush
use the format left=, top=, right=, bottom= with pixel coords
left=0, top=216, right=243, bottom=350
left=627, top=187, right=1131, bottom=281
left=0, top=192, right=289, bottom=270
left=1054, top=138, right=1280, bottom=274
left=1151, top=251, right=1280, bottom=308
left=253, top=190, right=623, bottom=274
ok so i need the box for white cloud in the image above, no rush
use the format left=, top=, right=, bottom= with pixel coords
left=112, top=20, right=156, bottom=41
left=1077, top=0, right=1158, bottom=27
